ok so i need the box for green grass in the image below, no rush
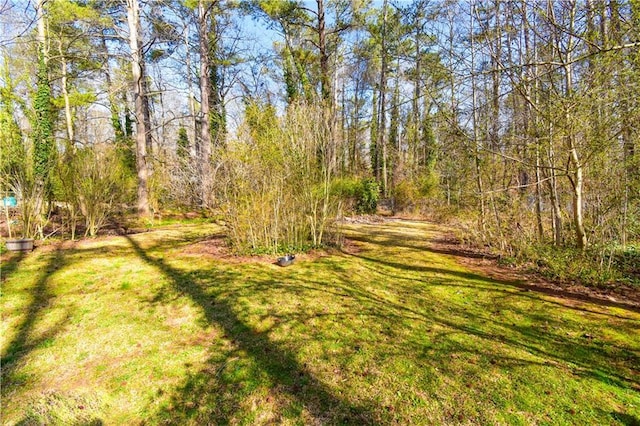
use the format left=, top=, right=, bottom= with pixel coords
left=2, top=220, right=639, bottom=425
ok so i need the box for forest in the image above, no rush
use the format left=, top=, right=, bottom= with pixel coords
left=1, top=0, right=639, bottom=282
left=2, top=1, right=640, bottom=424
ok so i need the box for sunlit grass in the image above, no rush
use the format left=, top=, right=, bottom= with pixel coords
left=2, top=219, right=639, bottom=424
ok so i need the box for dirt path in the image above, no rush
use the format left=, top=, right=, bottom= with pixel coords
left=341, top=216, right=640, bottom=313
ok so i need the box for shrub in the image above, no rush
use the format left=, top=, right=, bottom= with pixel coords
left=219, top=102, right=342, bottom=254
left=58, top=145, right=132, bottom=237
left=356, top=179, right=379, bottom=214
left=331, top=177, right=379, bottom=215
left=613, top=245, right=640, bottom=279
left=417, top=171, right=440, bottom=198
left=391, top=171, right=439, bottom=214
left=511, top=242, right=640, bottom=287
left=392, top=179, right=419, bottom=213
left=7, top=173, right=47, bottom=239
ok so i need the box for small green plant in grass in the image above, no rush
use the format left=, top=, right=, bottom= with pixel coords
left=496, top=255, right=517, bottom=267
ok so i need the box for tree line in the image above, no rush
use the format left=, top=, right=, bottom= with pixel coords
left=1, top=0, right=638, bottom=265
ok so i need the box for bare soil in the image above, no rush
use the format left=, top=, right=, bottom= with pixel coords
left=179, top=235, right=331, bottom=265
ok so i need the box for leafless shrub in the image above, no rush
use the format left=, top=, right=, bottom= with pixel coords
left=218, top=102, right=342, bottom=253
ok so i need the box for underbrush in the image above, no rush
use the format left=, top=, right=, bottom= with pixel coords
left=443, top=209, right=640, bottom=288
left=517, top=243, right=640, bottom=287
left=218, top=103, right=345, bottom=255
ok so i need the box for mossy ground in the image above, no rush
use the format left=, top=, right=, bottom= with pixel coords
left=2, top=220, right=639, bottom=425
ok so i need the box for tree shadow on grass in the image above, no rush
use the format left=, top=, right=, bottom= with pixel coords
left=211, top=248, right=640, bottom=398
left=125, top=236, right=381, bottom=425
left=350, top=247, right=640, bottom=315
left=1, top=250, right=27, bottom=283
left=1, top=246, right=71, bottom=390
left=347, top=227, right=640, bottom=315
left=200, top=261, right=640, bottom=421
left=607, top=411, right=640, bottom=426
left=347, top=250, right=636, bottom=321
left=126, top=222, right=639, bottom=423
left=337, top=245, right=640, bottom=393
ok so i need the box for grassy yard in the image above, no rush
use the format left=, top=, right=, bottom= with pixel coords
left=1, top=219, right=639, bottom=425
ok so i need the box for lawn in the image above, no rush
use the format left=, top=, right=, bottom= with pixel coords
left=1, top=219, right=639, bottom=425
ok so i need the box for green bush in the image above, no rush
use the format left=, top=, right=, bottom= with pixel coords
left=330, top=177, right=379, bottom=215
left=391, top=171, right=440, bottom=214
left=392, top=180, right=419, bottom=212
left=329, top=177, right=358, bottom=199
left=612, top=245, right=640, bottom=282
left=355, top=179, right=379, bottom=214
left=417, top=172, right=440, bottom=198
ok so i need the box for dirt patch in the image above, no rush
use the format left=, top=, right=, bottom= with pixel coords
left=339, top=238, right=363, bottom=255
left=430, top=233, right=640, bottom=313
left=180, top=235, right=330, bottom=265
left=341, top=215, right=387, bottom=225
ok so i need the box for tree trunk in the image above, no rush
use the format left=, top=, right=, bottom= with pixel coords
left=198, top=0, right=213, bottom=206
left=378, top=0, right=389, bottom=197
left=141, top=63, right=153, bottom=155
left=317, top=0, right=330, bottom=104
left=490, top=0, right=501, bottom=152
left=523, top=2, right=544, bottom=240
left=36, top=0, right=48, bottom=61
left=413, top=24, right=421, bottom=166
left=534, top=144, right=544, bottom=239
left=33, top=0, right=54, bottom=197
left=126, top=0, right=150, bottom=217
left=370, top=87, right=379, bottom=179
left=470, top=2, right=486, bottom=232
left=101, top=32, right=121, bottom=141
left=568, top=140, right=587, bottom=250
left=351, top=78, right=360, bottom=171
left=389, top=75, right=400, bottom=171
left=185, top=23, right=196, bottom=156
left=208, top=11, right=226, bottom=147
left=58, top=39, right=74, bottom=149
left=561, top=4, right=587, bottom=250
left=546, top=126, right=563, bottom=246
